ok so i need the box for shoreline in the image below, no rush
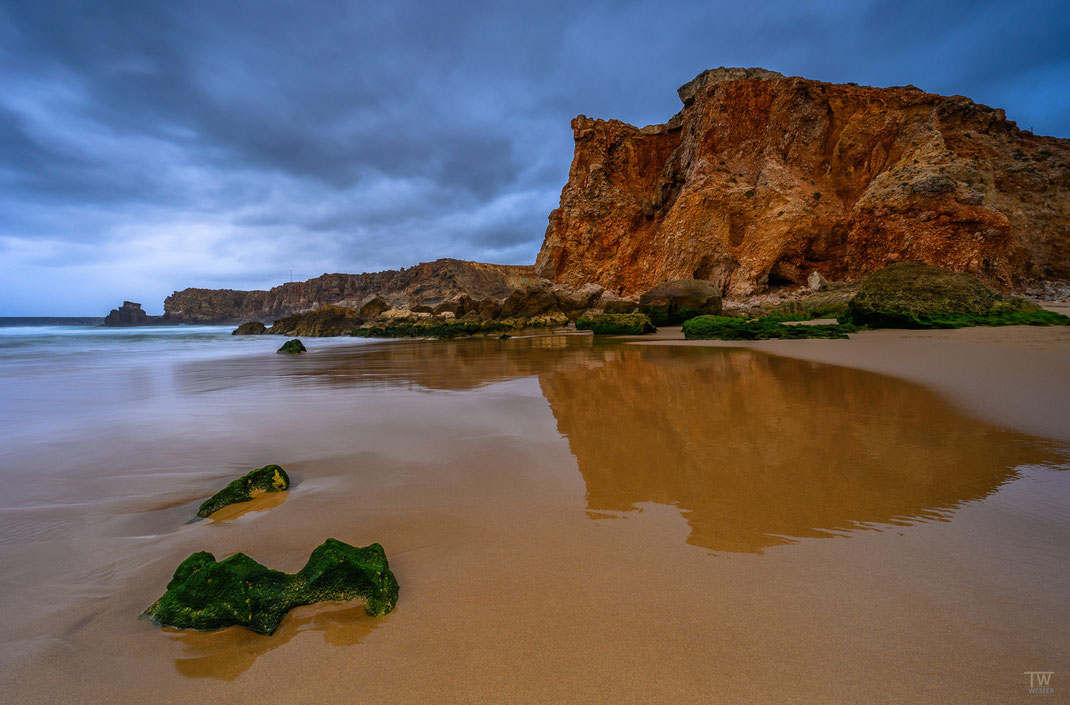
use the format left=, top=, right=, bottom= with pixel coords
left=627, top=305, right=1070, bottom=444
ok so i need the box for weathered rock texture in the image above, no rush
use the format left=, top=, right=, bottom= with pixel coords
left=536, top=67, right=1070, bottom=297
left=164, top=259, right=536, bottom=324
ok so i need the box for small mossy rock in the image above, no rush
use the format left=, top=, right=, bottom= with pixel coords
left=142, top=539, right=399, bottom=634
left=232, top=321, right=267, bottom=335
left=843, top=262, right=1043, bottom=328
left=638, top=279, right=723, bottom=325
left=197, top=464, right=291, bottom=518
left=277, top=339, right=307, bottom=354
left=576, top=313, right=656, bottom=335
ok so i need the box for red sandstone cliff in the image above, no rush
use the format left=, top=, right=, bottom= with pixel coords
left=536, top=67, right=1070, bottom=297
left=163, top=258, right=535, bottom=323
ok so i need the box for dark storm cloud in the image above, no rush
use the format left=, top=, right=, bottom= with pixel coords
left=1, top=0, right=1067, bottom=314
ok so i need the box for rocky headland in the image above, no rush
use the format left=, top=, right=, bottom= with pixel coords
left=537, top=67, right=1070, bottom=297
left=162, top=258, right=536, bottom=324
left=115, top=68, right=1069, bottom=329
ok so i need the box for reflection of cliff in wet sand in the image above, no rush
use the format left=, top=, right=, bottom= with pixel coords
left=540, top=345, right=1058, bottom=553
left=299, top=334, right=595, bottom=391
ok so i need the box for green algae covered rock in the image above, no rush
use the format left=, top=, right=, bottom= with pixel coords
left=576, top=313, right=656, bottom=335
left=683, top=315, right=859, bottom=340
left=277, top=338, right=307, bottom=354
left=197, top=464, right=290, bottom=518
left=142, top=539, right=399, bottom=634
left=841, top=262, right=1062, bottom=328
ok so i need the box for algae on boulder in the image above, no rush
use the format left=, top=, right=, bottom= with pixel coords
left=841, top=262, right=1061, bottom=328
left=197, top=464, right=291, bottom=518
left=639, top=279, right=722, bottom=325
left=277, top=339, right=307, bottom=354
left=142, top=538, right=399, bottom=634
left=576, top=313, right=656, bottom=335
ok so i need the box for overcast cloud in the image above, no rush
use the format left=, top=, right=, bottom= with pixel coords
left=1, top=0, right=1068, bottom=314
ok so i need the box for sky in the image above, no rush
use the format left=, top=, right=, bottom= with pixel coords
left=1, top=0, right=1068, bottom=315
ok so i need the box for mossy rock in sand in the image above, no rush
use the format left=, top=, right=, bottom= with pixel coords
left=576, top=313, right=656, bottom=335
left=683, top=315, right=859, bottom=340
left=142, top=538, right=399, bottom=634
left=277, top=339, right=307, bottom=354
left=197, top=464, right=290, bottom=518
left=841, top=262, right=1066, bottom=328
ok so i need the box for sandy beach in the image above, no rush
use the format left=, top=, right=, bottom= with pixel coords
left=0, top=327, right=1068, bottom=704
left=629, top=306, right=1070, bottom=442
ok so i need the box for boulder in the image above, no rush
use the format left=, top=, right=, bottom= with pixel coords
left=197, top=464, right=291, bottom=518
left=477, top=299, right=502, bottom=321
left=359, top=296, right=389, bottom=318
left=638, top=279, right=723, bottom=325
left=500, top=281, right=558, bottom=318
left=527, top=311, right=570, bottom=328
left=267, top=305, right=362, bottom=336
left=807, top=271, right=830, bottom=292
left=432, top=300, right=462, bottom=316
left=232, top=321, right=267, bottom=335
left=842, top=262, right=1048, bottom=328
left=411, top=304, right=434, bottom=314
left=277, top=339, right=307, bottom=354
left=576, top=313, right=656, bottom=335
left=142, top=538, right=399, bottom=634
left=599, top=294, right=638, bottom=314
left=551, top=282, right=604, bottom=314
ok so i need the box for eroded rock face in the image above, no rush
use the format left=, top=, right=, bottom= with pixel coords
left=163, top=259, right=536, bottom=324
left=536, top=68, right=1070, bottom=297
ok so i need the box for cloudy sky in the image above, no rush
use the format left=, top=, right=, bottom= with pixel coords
left=1, top=0, right=1068, bottom=315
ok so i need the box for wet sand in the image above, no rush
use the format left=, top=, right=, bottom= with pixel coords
left=629, top=312, right=1070, bottom=442
left=1, top=334, right=1068, bottom=703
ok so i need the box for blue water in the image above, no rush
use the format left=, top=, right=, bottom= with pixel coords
left=0, top=320, right=369, bottom=372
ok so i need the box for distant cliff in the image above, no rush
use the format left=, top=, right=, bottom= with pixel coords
left=163, top=258, right=536, bottom=324
left=536, top=67, right=1070, bottom=297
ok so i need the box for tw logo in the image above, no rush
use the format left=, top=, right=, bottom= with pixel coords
left=1025, top=671, right=1054, bottom=695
